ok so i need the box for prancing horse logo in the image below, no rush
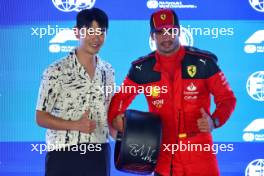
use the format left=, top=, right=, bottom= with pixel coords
left=187, top=65, right=197, bottom=77
left=160, top=14, right=166, bottom=20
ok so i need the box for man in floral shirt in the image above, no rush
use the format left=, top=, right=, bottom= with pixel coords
left=36, top=8, right=114, bottom=176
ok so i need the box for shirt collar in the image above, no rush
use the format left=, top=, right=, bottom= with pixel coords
left=70, top=49, right=104, bottom=78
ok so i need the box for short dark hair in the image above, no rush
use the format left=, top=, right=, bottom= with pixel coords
left=76, top=8, right=108, bottom=30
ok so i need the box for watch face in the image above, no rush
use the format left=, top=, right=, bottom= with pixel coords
left=213, top=118, right=220, bottom=127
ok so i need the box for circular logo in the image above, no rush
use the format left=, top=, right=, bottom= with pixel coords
left=246, top=71, right=264, bottom=101
left=244, top=44, right=257, bottom=53
left=49, top=44, right=61, bottom=53
left=243, top=133, right=255, bottom=142
left=52, top=0, right=96, bottom=12
left=149, top=26, right=194, bottom=51
left=179, top=27, right=194, bottom=46
left=249, top=0, right=264, bottom=12
left=245, top=159, right=264, bottom=176
left=147, top=0, right=159, bottom=9
left=149, top=36, right=156, bottom=51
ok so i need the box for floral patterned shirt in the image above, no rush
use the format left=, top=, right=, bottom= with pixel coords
left=36, top=51, right=115, bottom=147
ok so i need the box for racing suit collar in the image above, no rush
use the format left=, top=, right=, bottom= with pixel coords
left=154, top=45, right=185, bottom=72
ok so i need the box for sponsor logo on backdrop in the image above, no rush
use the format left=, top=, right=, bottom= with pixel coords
left=244, top=30, right=264, bottom=53
left=147, top=0, right=159, bottom=8
left=245, top=159, right=264, bottom=176
left=49, top=29, right=77, bottom=53
left=246, top=71, right=264, bottom=102
left=179, top=26, right=194, bottom=46
left=52, top=0, right=96, bottom=12
left=149, top=26, right=194, bottom=51
left=249, top=0, right=264, bottom=12
left=243, top=119, right=264, bottom=142
left=147, top=0, right=197, bottom=9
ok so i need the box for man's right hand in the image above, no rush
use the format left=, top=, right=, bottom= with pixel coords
left=74, top=110, right=96, bottom=134
left=112, top=114, right=124, bottom=132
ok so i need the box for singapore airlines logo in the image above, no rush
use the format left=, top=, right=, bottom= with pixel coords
left=49, top=29, right=77, bottom=53
left=244, top=30, right=264, bottom=54
left=52, top=0, right=96, bottom=12
left=243, top=119, right=264, bottom=142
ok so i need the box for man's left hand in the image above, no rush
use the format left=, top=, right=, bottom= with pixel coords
left=197, top=108, right=214, bottom=132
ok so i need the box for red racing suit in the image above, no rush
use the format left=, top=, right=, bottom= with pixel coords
left=108, top=46, right=236, bottom=176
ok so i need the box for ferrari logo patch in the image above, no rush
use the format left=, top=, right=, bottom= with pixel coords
left=187, top=65, right=197, bottom=78
left=160, top=14, right=166, bottom=20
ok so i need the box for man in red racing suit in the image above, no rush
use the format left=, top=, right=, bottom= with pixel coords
left=108, top=9, right=236, bottom=176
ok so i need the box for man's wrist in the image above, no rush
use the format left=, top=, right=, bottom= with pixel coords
left=112, top=114, right=124, bottom=132
left=212, top=117, right=220, bottom=128
left=70, top=120, right=79, bottom=131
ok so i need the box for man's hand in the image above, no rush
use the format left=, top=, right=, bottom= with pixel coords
left=197, top=108, right=214, bottom=132
left=112, top=114, right=124, bottom=132
left=74, top=110, right=96, bottom=134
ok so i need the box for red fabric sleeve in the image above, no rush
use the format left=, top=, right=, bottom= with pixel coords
left=206, top=71, right=236, bottom=128
left=107, top=76, right=139, bottom=127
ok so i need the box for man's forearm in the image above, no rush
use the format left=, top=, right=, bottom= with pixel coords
left=211, top=96, right=236, bottom=128
left=36, top=110, right=77, bottom=131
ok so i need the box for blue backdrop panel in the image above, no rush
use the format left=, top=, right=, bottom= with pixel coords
left=0, top=0, right=264, bottom=175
